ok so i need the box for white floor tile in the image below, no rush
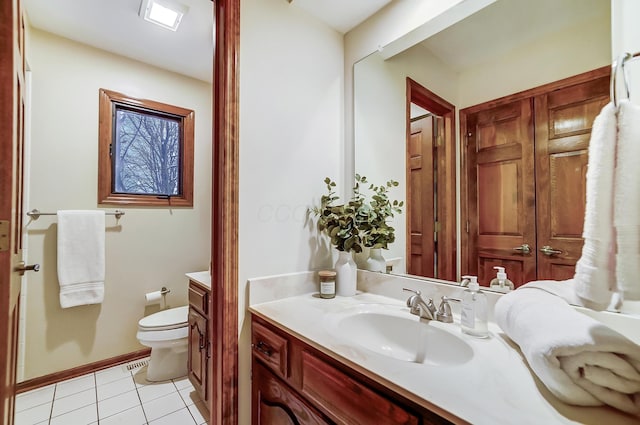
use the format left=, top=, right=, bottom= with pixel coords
left=49, top=404, right=97, bottom=425
left=13, top=402, right=51, bottom=425
left=97, top=375, right=136, bottom=401
left=15, top=385, right=55, bottom=412
left=148, top=407, right=196, bottom=425
left=142, top=392, right=186, bottom=422
left=171, top=377, right=193, bottom=391
left=95, top=365, right=132, bottom=386
left=97, top=389, right=141, bottom=419
left=51, top=388, right=96, bottom=417
left=137, top=381, right=177, bottom=404
left=99, top=405, right=147, bottom=425
left=55, top=374, right=95, bottom=399
left=188, top=400, right=209, bottom=425
left=178, top=388, right=200, bottom=407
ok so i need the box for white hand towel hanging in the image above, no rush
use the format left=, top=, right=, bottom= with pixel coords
left=615, top=100, right=640, bottom=301
left=57, top=210, right=105, bottom=308
left=574, top=102, right=617, bottom=309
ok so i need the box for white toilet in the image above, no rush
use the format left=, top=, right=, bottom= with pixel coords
left=136, top=305, right=189, bottom=382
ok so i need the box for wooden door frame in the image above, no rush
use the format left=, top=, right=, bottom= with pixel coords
left=406, top=78, right=456, bottom=281
left=459, top=66, right=611, bottom=277
left=210, top=0, right=240, bottom=424
left=0, top=0, right=16, bottom=421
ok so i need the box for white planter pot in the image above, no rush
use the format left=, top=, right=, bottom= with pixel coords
left=364, top=248, right=386, bottom=273
left=335, top=250, right=357, bottom=296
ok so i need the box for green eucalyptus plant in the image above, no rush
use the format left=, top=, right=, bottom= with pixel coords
left=312, top=175, right=403, bottom=253
left=354, top=174, right=404, bottom=250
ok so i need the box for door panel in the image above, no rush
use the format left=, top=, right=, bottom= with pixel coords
left=467, top=99, right=537, bottom=287
left=408, top=115, right=435, bottom=278
left=534, top=75, right=609, bottom=280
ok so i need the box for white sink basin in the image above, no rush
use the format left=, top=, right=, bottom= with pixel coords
left=328, top=304, right=473, bottom=366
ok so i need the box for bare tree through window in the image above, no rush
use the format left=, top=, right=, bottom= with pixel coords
left=114, top=108, right=181, bottom=196
left=98, top=89, right=194, bottom=206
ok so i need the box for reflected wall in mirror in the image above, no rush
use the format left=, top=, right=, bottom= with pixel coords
left=354, top=0, right=611, bottom=291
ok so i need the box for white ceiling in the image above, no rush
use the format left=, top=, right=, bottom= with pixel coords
left=290, top=0, right=392, bottom=34
left=24, top=0, right=607, bottom=85
left=421, top=0, right=610, bottom=72
left=24, top=0, right=214, bottom=82
left=23, top=0, right=392, bottom=84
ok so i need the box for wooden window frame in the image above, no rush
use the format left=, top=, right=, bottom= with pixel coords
left=97, top=88, right=194, bottom=207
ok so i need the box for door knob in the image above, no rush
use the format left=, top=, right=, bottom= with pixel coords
left=539, top=246, right=562, bottom=256
left=14, top=262, right=40, bottom=275
left=512, top=244, right=531, bottom=254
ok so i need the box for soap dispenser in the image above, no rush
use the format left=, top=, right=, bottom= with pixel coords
left=460, top=275, right=489, bottom=338
left=489, top=266, right=514, bottom=293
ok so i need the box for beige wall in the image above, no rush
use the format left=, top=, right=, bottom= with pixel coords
left=238, top=0, right=344, bottom=422
left=23, top=29, right=211, bottom=380
left=458, top=13, right=611, bottom=108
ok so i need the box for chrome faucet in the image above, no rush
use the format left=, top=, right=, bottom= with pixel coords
left=403, top=288, right=436, bottom=320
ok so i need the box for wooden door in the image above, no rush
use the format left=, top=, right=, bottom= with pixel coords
left=1, top=0, right=26, bottom=423
left=408, top=115, right=436, bottom=278
left=534, top=73, right=610, bottom=280
left=466, top=99, right=537, bottom=287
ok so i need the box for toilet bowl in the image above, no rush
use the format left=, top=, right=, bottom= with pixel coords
left=136, top=305, right=189, bottom=382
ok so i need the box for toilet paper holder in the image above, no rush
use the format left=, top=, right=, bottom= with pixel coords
left=160, top=287, right=170, bottom=295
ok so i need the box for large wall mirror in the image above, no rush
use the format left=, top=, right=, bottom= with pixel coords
left=354, top=0, right=611, bottom=290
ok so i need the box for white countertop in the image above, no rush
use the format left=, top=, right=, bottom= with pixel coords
left=249, top=288, right=638, bottom=425
left=186, top=271, right=211, bottom=289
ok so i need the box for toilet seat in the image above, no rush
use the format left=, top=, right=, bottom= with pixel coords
left=138, top=306, right=188, bottom=331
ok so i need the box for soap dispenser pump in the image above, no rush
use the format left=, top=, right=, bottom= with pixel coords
left=489, top=266, right=514, bottom=293
left=460, top=275, right=489, bottom=338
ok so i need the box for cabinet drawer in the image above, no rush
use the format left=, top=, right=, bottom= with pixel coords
left=252, top=321, right=288, bottom=379
left=188, top=282, right=208, bottom=316
left=301, top=351, right=419, bottom=425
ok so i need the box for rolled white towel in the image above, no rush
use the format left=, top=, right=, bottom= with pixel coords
left=495, top=283, right=640, bottom=415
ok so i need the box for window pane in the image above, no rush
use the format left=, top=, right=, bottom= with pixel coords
left=114, top=108, right=181, bottom=196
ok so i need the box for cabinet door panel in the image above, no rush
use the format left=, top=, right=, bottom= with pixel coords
left=188, top=308, right=208, bottom=402
left=253, top=361, right=329, bottom=425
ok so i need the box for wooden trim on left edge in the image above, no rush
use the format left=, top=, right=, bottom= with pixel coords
left=211, top=0, right=240, bottom=424
left=15, top=349, right=151, bottom=394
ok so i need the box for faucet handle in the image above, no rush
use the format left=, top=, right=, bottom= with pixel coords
left=436, top=296, right=461, bottom=323
left=402, top=288, right=420, bottom=308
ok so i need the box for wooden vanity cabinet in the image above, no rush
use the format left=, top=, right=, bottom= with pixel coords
left=251, top=315, right=456, bottom=425
left=188, top=280, right=210, bottom=404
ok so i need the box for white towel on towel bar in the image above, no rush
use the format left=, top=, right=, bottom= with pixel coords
left=495, top=283, right=640, bottom=415
left=574, top=102, right=617, bottom=309
left=57, top=210, right=105, bottom=308
left=615, top=100, right=640, bottom=301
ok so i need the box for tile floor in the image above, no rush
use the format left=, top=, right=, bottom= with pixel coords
left=14, top=359, right=209, bottom=425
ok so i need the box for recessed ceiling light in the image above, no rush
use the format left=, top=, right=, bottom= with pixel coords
left=139, top=0, right=188, bottom=31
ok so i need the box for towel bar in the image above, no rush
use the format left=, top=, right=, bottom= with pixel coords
left=26, top=209, right=125, bottom=220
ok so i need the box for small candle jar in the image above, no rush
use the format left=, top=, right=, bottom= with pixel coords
left=318, top=270, right=336, bottom=299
